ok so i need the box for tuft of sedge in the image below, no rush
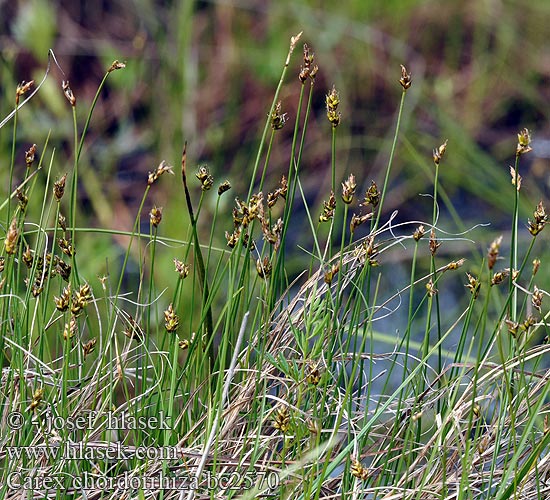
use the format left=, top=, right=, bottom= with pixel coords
left=413, top=225, right=425, bottom=241
left=62, top=80, right=76, bottom=107
left=149, top=206, right=163, bottom=227
left=25, top=144, right=37, bottom=168
left=326, top=85, right=341, bottom=127
left=54, top=284, right=71, bottom=312
left=270, top=101, right=287, bottom=130
left=516, top=127, right=532, bottom=156
left=487, top=235, right=503, bottom=270
left=148, top=160, right=174, bottom=186
left=26, top=387, right=43, bottom=413
left=465, top=273, right=481, bottom=298
left=107, top=60, right=126, bottom=73
left=164, top=303, right=179, bottom=333
left=350, top=457, right=369, bottom=480
left=429, top=228, right=441, bottom=256
left=82, top=338, right=97, bottom=357
left=527, top=201, right=547, bottom=237
left=4, top=218, right=19, bottom=255
left=532, top=286, right=543, bottom=312
left=218, top=180, right=231, bottom=196
left=399, top=64, right=412, bottom=90
left=16, top=80, right=34, bottom=105
left=272, top=406, right=290, bottom=434
left=173, top=259, right=190, bottom=279
left=341, top=174, right=356, bottom=204
left=54, top=174, right=67, bottom=202
left=433, top=140, right=448, bottom=166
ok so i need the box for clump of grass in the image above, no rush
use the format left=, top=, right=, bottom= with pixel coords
left=1, top=34, right=550, bottom=500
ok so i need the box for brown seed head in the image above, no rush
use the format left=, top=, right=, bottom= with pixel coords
left=218, top=180, right=231, bottom=196
left=516, top=128, right=532, bottom=156
left=413, top=225, right=425, bottom=242
left=350, top=212, right=373, bottom=233
left=446, top=258, right=465, bottom=271
left=4, top=218, right=19, bottom=255
left=54, top=284, right=71, bottom=312
left=82, top=338, right=97, bottom=357
left=164, top=303, right=179, bottom=332
left=58, top=237, right=74, bottom=257
left=62, top=80, right=76, bottom=107
left=107, top=60, right=126, bottom=73
left=429, top=228, right=441, bottom=256
left=22, top=246, right=33, bottom=268
left=272, top=405, right=290, bottom=434
left=27, top=387, right=43, bottom=412
left=148, top=160, right=174, bottom=186
left=491, top=269, right=510, bottom=286
left=426, top=278, right=438, bottom=297
left=149, top=206, right=163, bottom=227
left=465, top=273, right=481, bottom=298
left=342, top=174, right=357, bottom=204
left=350, top=457, right=369, bottom=481
left=488, top=235, right=503, bottom=270
left=533, top=259, right=541, bottom=276
left=25, top=144, right=37, bottom=167
left=54, top=174, right=67, bottom=202
left=320, top=191, right=337, bottom=222
left=16, top=187, right=28, bottom=211
left=63, top=315, right=78, bottom=340
left=16, top=80, right=34, bottom=105
left=433, top=140, right=448, bottom=166
left=532, top=286, right=543, bottom=312
left=196, top=165, right=214, bottom=191
left=363, top=180, right=381, bottom=208
left=399, top=64, right=412, bottom=90
left=510, top=166, right=522, bottom=191
left=174, top=259, right=190, bottom=279
left=256, top=256, right=272, bottom=279
left=326, top=86, right=341, bottom=127
left=271, top=101, right=288, bottom=130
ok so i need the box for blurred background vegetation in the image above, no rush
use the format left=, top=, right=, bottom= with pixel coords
left=1, top=0, right=550, bottom=292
